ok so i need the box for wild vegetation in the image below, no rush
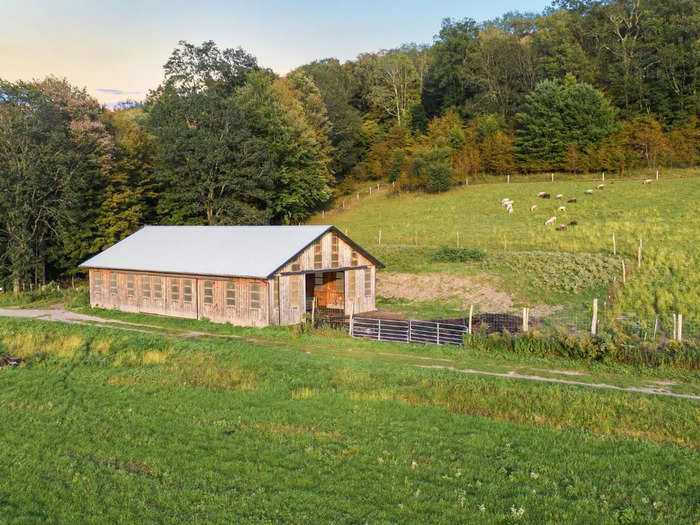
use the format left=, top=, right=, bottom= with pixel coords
left=1, top=0, right=698, bottom=291
left=0, top=317, right=698, bottom=522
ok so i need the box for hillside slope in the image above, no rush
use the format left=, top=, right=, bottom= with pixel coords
left=311, top=175, right=699, bottom=330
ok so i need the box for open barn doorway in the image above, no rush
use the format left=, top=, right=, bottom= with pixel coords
left=305, top=271, right=345, bottom=318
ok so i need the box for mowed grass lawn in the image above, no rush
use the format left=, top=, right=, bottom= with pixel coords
left=1, top=318, right=699, bottom=523
left=312, top=174, right=700, bottom=321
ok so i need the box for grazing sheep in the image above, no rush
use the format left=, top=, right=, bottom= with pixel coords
left=530, top=204, right=537, bottom=212
left=585, top=189, right=594, bottom=195
left=501, top=198, right=514, bottom=207
left=597, top=184, right=605, bottom=189
left=558, top=206, right=566, bottom=212
left=567, top=197, right=577, bottom=203
left=556, top=224, right=566, bottom=231
left=545, top=216, right=556, bottom=226
left=556, top=193, right=564, bottom=199
left=537, top=192, right=551, bottom=198
left=569, top=220, right=578, bottom=226
left=643, top=179, right=653, bottom=184
left=507, top=206, right=514, bottom=214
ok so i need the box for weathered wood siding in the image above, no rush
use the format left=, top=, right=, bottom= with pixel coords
left=277, top=231, right=373, bottom=273
left=89, top=269, right=269, bottom=327
left=274, top=230, right=377, bottom=322
left=88, top=229, right=378, bottom=327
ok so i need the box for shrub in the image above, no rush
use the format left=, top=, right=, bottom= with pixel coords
left=431, top=245, right=487, bottom=263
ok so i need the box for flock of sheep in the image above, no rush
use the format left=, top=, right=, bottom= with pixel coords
left=500, top=178, right=655, bottom=231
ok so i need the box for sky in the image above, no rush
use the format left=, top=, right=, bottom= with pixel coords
left=1, top=0, right=551, bottom=106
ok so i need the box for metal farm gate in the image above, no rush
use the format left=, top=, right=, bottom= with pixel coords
left=350, top=317, right=468, bottom=346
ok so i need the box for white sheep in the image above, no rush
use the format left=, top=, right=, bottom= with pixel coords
left=585, top=189, right=594, bottom=195
left=597, top=183, right=605, bottom=189
left=545, top=216, right=556, bottom=226
left=556, top=193, right=564, bottom=199
left=558, top=206, right=566, bottom=211
left=501, top=198, right=513, bottom=206
left=643, top=179, right=653, bottom=184
left=507, top=205, right=514, bottom=214
left=530, top=204, right=537, bottom=212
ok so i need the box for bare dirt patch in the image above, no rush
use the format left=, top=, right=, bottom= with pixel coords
left=377, top=272, right=559, bottom=316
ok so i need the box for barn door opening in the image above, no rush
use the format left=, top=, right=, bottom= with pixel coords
left=305, top=271, right=344, bottom=314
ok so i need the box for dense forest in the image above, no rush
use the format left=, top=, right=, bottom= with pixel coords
left=0, top=0, right=698, bottom=289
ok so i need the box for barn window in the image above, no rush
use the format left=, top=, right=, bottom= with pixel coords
left=153, top=277, right=163, bottom=299
left=127, top=275, right=135, bottom=297
left=250, top=282, right=261, bottom=309
left=351, top=250, right=358, bottom=266
left=141, top=275, right=150, bottom=298
left=290, top=276, right=299, bottom=305
left=274, top=277, right=280, bottom=311
left=170, top=279, right=180, bottom=301
left=291, top=262, right=301, bottom=272
left=183, top=280, right=192, bottom=303
left=335, top=272, right=344, bottom=292
left=364, top=268, right=372, bottom=297
left=226, top=282, right=236, bottom=307
left=109, top=273, right=117, bottom=296
left=331, top=235, right=339, bottom=267
left=203, top=281, right=213, bottom=304
left=348, top=270, right=356, bottom=297
left=93, top=272, right=103, bottom=295
left=313, top=241, right=322, bottom=269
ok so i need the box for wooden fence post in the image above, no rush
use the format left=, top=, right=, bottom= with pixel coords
left=551, top=173, right=554, bottom=182
left=621, top=260, right=626, bottom=284
left=591, top=298, right=598, bottom=336
left=311, top=297, right=316, bottom=325
left=348, top=302, right=354, bottom=335
left=522, top=307, right=528, bottom=332
left=378, top=230, right=382, bottom=245
left=342, top=200, right=345, bottom=209
left=369, top=186, right=372, bottom=195
left=612, top=232, right=616, bottom=255
left=468, top=305, right=474, bottom=335
left=407, top=320, right=411, bottom=343
left=465, top=177, right=468, bottom=186
left=377, top=318, right=382, bottom=341
left=437, top=322, right=441, bottom=345
left=602, top=171, right=605, bottom=181
left=637, top=239, right=642, bottom=268
left=656, top=169, right=659, bottom=181
left=457, top=232, right=460, bottom=248
left=653, top=317, right=658, bottom=340
left=677, top=314, right=683, bottom=343
left=357, top=193, right=360, bottom=200
left=322, top=210, right=325, bottom=218
left=507, top=175, right=510, bottom=184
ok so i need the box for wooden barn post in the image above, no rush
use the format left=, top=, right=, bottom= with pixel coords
left=468, top=304, right=474, bottom=335
left=677, top=314, right=683, bottom=343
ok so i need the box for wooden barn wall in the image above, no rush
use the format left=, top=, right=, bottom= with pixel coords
left=277, top=231, right=373, bottom=273
left=344, top=267, right=375, bottom=315
left=275, top=230, right=377, bottom=319
left=89, top=269, right=269, bottom=327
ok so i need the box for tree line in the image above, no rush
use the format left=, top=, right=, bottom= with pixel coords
left=1, top=0, right=698, bottom=289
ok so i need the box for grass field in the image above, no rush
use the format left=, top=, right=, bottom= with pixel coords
left=311, top=172, right=700, bottom=332
left=1, top=316, right=699, bottom=523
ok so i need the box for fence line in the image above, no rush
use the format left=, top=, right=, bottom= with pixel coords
left=341, top=305, right=697, bottom=347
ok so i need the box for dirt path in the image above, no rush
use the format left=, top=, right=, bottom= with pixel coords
left=1, top=306, right=697, bottom=400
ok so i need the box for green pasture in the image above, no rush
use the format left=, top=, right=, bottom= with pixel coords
left=0, top=317, right=698, bottom=523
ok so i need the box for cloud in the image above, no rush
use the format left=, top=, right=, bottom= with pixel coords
left=96, top=88, right=142, bottom=95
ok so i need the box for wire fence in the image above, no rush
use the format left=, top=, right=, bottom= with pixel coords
left=339, top=308, right=698, bottom=347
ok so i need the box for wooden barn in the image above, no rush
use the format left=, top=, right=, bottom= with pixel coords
left=79, top=225, right=383, bottom=327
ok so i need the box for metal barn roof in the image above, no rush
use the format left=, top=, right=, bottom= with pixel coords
left=80, top=225, right=346, bottom=279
